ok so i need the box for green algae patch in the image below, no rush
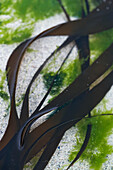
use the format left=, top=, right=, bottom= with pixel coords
left=90, top=28, right=113, bottom=63
left=0, top=0, right=61, bottom=44
left=43, top=71, right=66, bottom=96
left=0, top=0, right=82, bottom=44
left=0, top=70, right=10, bottom=115
left=69, top=108, right=113, bottom=170
left=0, top=70, right=9, bottom=101
left=1, top=0, right=113, bottom=45
left=14, top=0, right=61, bottom=21
left=27, top=48, right=38, bottom=53
left=0, top=0, right=104, bottom=45
left=42, top=58, right=81, bottom=98
left=62, top=0, right=82, bottom=17
left=0, top=25, right=33, bottom=44
left=62, top=59, right=81, bottom=86
left=13, top=0, right=82, bottom=22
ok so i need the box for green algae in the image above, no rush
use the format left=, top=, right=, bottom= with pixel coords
left=42, top=54, right=113, bottom=169
left=62, top=0, right=82, bottom=17
left=13, top=0, right=81, bottom=21
left=0, top=90, right=9, bottom=101
left=27, top=48, right=38, bottom=53
left=0, top=25, right=33, bottom=44
left=1, top=0, right=113, bottom=46
left=0, top=70, right=9, bottom=101
left=0, top=0, right=81, bottom=44
left=69, top=106, right=113, bottom=170
left=14, top=0, right=61, bottom=21
left=42, top=58, right=81, bottom=98
left=16, top=93, right=25, bottom=107
left=62, top=59, right=81, bottom=86
left=43, top=71, right=66, bottom=96
left=90, top=28, right=113, bottom=63
left=0, top=0, right=61, bottom=44
left=0, top=70, right=10, bottom=116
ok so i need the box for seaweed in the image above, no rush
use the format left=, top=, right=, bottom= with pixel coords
left=69, top=109, right=113, bottom=170
left=0, top=0, right=113, bottom=170
left=0, top=70, right=9, bottom=102
left=0, top=0, right=81, bottom=44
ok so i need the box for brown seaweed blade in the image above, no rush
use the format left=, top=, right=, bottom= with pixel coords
left=25, top=36, right=112, bottom=165
left=42, top=42, right=113, bottom=112
left=47, top=0, right=113, bottom=36
left=5, top=0, right=113, bottom=132
left=25, top=70, right=113, bottom=167
left=2, top=33, right=113, bottom=167
left=20, top=38, right=75, bottom=125
left=34, top=45, right=75, bottom=112
left=0, top=54, right=113, bottom=169
left=57, top=0, right=71, bottom=21
left=23, top=41, right=113, bottom=163
left=0, top=39, right=34, bottom=149
left=67, top=2, right=92, bottom=168
left=6, top=0, right=113, bottom=112
left=0, top=107, right=56, bottom=170
left=36, top=1, right=92, bottom=168
left=2, top=32, right=73, bottom=147
left=6, top=0, right=113, bottom=106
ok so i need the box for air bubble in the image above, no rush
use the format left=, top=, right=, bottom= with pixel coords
left=106, top=6, right=110, bottom=10
left=108, top=1, right=112, bottom=4
left=96, top=8, right=100, bottom=12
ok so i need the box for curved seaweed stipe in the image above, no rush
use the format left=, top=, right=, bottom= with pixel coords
left=0, top=0, right=113, bottom=169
